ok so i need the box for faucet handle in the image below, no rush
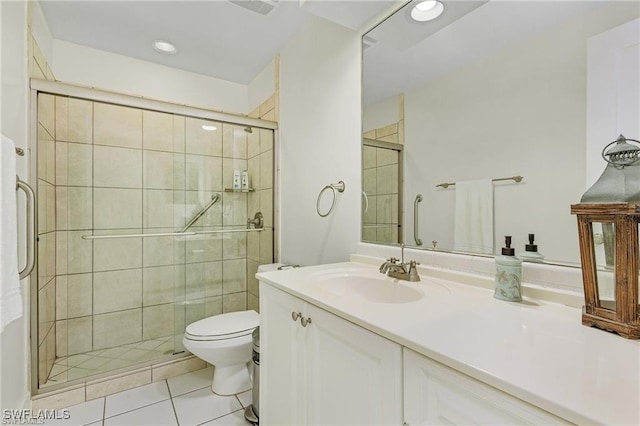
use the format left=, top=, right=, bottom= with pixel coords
left=408, top=260, right=421, bottom=282
left=387, top=257, right=399, bottom=264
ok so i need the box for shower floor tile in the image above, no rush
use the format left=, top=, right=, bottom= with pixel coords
left=43, top=336, right=175, bottom=388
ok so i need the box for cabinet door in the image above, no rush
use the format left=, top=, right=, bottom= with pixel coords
left=403, top=349, right=569, bottom=425
left=259, top=283, right=307, bottom=426
left=305, top=303, right=403, bottom=426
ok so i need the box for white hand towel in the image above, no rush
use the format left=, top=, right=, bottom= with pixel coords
left=1, top=135, right=23, bottom=333
left=454, top=179, right=494, bottom=255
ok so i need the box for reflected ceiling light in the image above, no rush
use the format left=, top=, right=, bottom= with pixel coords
left=411, top=0, right=444, bottom=22
left=153, top=40, right=177, bottom=54
left=201, top=125, right=217, bottom=131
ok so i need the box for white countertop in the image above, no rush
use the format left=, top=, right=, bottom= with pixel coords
left=256, top=259, right=640, bottom=425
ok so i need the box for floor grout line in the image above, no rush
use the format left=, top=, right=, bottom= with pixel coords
left=168, top=382, right=181, bottom=426
left=47, top=370, right=248, bottom=426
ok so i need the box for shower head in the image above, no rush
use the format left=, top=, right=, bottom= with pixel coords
left=244, top=127, right=253, bottom=134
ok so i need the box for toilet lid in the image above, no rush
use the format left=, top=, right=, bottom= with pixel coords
left=185, top=310, right=259, bottom=341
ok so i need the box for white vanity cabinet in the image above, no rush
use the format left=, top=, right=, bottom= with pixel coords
left=403, top=349, right=570, bottom=425
left=259, top=283, right=403, bottom=426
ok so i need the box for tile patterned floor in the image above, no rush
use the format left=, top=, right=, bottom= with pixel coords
left=44, top=337, right=177, bottom=387
left=42, top=367, right=254, bottom=426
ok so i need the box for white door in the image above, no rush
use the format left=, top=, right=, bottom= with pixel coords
left=259, top=283, right=307, bottom=426
left=305, top=303, right=403, bottom=426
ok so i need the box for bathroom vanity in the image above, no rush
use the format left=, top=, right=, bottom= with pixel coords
left=258, top=260, right=640, bottom=425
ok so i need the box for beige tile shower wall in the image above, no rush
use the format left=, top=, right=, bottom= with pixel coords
left=54, top=98, right=259, bottom=359
left=247, top=83, right=277, bottom=313
left=32, top=32, right=57, bottom=385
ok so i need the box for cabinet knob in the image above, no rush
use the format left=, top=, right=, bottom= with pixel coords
left=291, top=311, right=302, bottom=321
left=301, top=317, right=312, bottom=327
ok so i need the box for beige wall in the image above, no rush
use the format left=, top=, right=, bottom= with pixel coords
left=1, top=0, right=31, bottom=410
left=52, top=40, right=249, bottom=115
left=279, top=17, right=362, bottom=267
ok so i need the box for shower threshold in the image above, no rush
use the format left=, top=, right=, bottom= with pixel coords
left=42, top=335, right=178, bottom=388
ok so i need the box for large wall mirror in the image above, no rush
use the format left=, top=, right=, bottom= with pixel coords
left=362, top=0, right=639, bottom=266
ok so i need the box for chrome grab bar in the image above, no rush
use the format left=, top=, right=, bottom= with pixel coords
left=362, top=191, right=369, bottom=214
left=180, top=193, right=220, bottom=232
left=81, top=228, right=264, bottom=240
left=413, top=194, right=423, bottom=246
left=16, top=176, right=36, bottom=279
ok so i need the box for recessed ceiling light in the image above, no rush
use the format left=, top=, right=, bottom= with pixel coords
left=411, top=0, right=444, bottom=22
left=201, top=125, right=217, bottom=131
left=153, top=40, right=177, bottom=54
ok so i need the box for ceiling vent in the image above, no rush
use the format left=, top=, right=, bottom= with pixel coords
left=362, top=35, right=379, bottom=51
left=228, top=0, right=279, bottom=15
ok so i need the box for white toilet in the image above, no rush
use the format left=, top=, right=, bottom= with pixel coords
left=183, top=310, right=259, bottom=396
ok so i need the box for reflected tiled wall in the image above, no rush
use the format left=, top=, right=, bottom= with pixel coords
left=52, top=98, right=274, bottom=359
left=362, top=93, right=403, bottom=244
left=362, top=146, right=400, bottom=243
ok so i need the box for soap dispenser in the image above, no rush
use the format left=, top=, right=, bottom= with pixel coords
left=494, top=236, right=522, bottom=302
left=517, top=234, right=545, bottom=263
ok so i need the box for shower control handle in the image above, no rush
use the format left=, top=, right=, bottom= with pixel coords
left=291, top=312, right=302, bottom=322
left=301, top=317, right=312, bottom=327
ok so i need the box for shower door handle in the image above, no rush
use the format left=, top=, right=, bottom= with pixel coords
left=16, top=176, right=36, bottom=279
left=413, top=194, right=423, bottom=246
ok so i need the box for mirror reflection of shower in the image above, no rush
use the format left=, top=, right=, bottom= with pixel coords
left=361, top=138, right=403, bottom=244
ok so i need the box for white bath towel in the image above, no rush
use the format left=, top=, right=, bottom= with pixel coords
left=1, top=135, right=23, bottom=333
left=454, top=179, right=494, bottom=255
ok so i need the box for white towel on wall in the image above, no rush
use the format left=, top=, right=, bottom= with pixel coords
left=454, top=179, right=494, bottom=255
left=1, top=135, right=23, bottom=333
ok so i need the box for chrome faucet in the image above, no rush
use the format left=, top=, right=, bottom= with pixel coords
left=380, top=244, right=421, bottom=282
left=379, top=257, right=399, bottom=274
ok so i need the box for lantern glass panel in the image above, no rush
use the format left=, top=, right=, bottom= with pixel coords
left=593, top=222, right=616, bottom=311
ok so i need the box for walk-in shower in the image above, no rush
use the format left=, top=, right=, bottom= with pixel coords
left=31, top=80, right=275, bottom=394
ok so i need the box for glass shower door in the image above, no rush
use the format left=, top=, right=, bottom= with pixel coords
left=37, top=92, right=274, bottom=390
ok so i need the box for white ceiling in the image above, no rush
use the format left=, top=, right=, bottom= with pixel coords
left=363, top=0, right=608, bottom=106
left=39, top=0, right=398, bottom=85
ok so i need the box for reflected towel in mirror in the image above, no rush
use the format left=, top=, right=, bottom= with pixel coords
left=453, top=179, right=494, bottom=255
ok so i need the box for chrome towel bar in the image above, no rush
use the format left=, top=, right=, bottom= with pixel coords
left=81, top=228, right=264, bottom=240
left=436, top=175, right=524, bottom=189
left=16, top=176, right=36, bottom=279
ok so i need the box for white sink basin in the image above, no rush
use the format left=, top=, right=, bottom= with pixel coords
left=311, top=269, right=425, bottom=304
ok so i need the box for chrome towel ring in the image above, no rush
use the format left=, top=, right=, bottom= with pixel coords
left=317, top=181, right=345, bottom=217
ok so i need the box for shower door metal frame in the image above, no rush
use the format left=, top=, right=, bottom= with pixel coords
left=29, top=78, right=278, bottom=396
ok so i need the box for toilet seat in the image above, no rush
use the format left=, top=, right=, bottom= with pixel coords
left=184, top=310, right=259, bottom=342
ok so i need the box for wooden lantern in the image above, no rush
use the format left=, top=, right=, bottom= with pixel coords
left=571, top=135, right=640, bottom=339
left=570, top=203, right=640, bottom=338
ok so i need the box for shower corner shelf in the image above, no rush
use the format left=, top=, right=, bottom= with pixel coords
left=224, top=188, right=255, bottom=193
